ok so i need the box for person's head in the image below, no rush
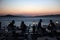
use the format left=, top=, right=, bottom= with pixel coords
left=21, top=21, right=24, bottom=24
left=12, top=20, right=15, bottom=24
left=40, top=19, right=42, bottom=22
left=50, top=20, right=53, bottom=23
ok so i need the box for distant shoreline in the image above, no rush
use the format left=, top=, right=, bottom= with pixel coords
left=0, top=14, right=60, bottom=17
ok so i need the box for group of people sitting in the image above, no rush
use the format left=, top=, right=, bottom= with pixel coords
left=0, top=19, right=57, bottom=35
left=0, top=19, right=59, bottom=40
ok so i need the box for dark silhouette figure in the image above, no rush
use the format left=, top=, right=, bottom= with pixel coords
left=7, top=20, right=16, bottom=33
left=20, top=21, right=27, bottom=34
left=37, top=19, right=43, bottom=34
left=0, top=22, right=1, bottom=30
left=32, top=25, right=37, bottom=40
left=48, top=20, right=56, bottom=36
left=38, top=19, right=42, bottom=28
left=32, top=25, right=36, bottom=33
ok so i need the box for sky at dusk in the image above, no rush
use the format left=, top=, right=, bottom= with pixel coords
left=0, top=0, right=60, bottom=16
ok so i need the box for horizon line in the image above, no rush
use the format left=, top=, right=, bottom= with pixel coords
left=0, top=13, right=60, bottom=16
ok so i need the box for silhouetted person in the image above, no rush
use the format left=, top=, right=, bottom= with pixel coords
left=0, top=22, right=1, bottom=30
left=48, top=20, right=56, bottom=36
left=37, top=19, right=43, bottom=33
left=8, top=20, right=16, bottom=33
left=32, top=25, right=36, bottom=33
left=32, top=25, right=37, bottom=40
left=20, top=21, right=27, bottom=34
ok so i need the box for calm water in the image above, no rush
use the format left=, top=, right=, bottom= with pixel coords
left=0, top=17, right=60, bottom=27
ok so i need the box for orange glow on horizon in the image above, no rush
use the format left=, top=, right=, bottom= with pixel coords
left=0, top=8, right=60, bottom=16
left=0, top=0, right=60, bottom=16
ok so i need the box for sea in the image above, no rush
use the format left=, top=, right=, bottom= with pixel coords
left=0, top=16, right=60, bottom=27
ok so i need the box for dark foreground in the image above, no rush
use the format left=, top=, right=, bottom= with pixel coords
left=0, top=30, right=60, bottom=40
